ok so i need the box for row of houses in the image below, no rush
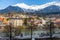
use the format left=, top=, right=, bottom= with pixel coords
left=0, top=14, right=60, bottom=29
left=0, top=14, right=47, bottom=27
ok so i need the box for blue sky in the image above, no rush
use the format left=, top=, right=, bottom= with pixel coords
left=0, top=0, right=60, bottom=9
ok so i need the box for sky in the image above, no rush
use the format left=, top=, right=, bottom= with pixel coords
left=0, top=0, right=60, bottom=9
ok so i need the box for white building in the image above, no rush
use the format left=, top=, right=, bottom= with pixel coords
left=9, top=19, right=24, bottom=27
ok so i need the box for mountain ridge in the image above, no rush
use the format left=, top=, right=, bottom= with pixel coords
left=0, top=2, right=60, bottom=15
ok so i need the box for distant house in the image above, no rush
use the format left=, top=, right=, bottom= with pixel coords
left=27, top=18, right=47, bottom=27
left=0, top=15, right=9, bottom=26
left=54, top=19, right=60, bottom=27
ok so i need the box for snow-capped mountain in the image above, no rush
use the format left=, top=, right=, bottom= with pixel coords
left=13, top=2, right=60, bottom=10
left=0, top=2, right=60, bottom=14
left=39, top=5, right=60, bottom=13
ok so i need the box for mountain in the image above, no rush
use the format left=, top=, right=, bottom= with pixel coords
left=13, top=2, right=60, bottom=10
left=38, top=5, right=60, bottom=13
left=0, top=2, right=60, bottom=15
left=0, top=6, right=24, bottom=13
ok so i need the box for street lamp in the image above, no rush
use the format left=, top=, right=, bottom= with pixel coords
left=28, top=18, right=34, bottom=40
left=30, top=25, right=33, bottom=40
left=49, top=21, right=54, bottom=39
left=8, top=12, right=12, bottom=40
left=8, top=22, right=12, bottom=40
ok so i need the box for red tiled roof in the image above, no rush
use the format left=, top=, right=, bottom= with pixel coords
left=55, top=19, right=60, bottom=26
left=55, top=19, right=60, bottom=22
left=0, top=17, right=3, bottom=21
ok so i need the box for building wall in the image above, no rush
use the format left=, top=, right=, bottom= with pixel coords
left=9, top=19, right=24, bottom=27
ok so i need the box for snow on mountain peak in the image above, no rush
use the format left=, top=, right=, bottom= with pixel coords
left=13, top=3, right=30, bottom=9
left=12, top=2, right=60, bottom=10
left=13, top=3, right=40, bottom=10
